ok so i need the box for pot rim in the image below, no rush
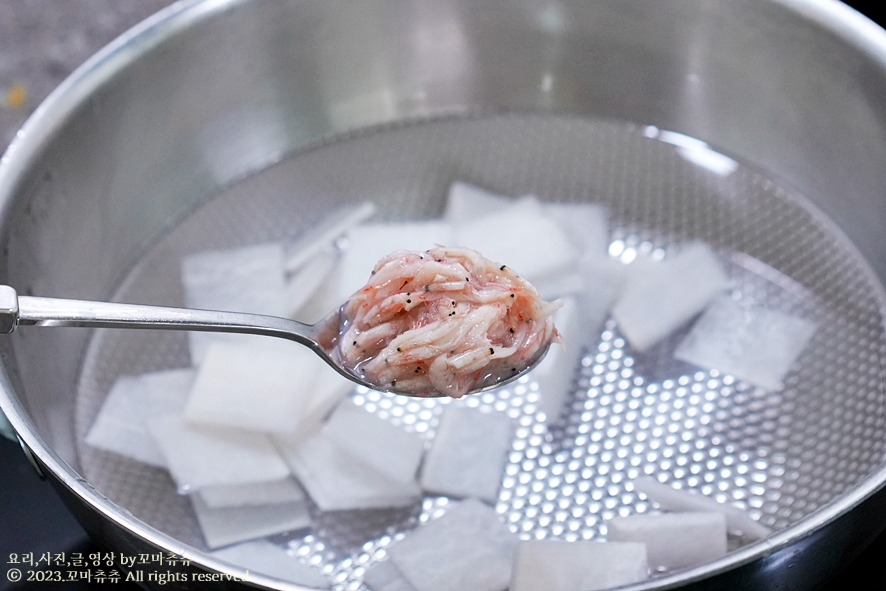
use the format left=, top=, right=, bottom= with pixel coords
left=2, top=0, right=886, bottom=588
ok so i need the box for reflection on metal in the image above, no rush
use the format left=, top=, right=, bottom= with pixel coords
left=643, top=126, right=738, bottom=177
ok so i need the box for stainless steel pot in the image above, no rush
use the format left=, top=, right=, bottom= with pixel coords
left=3, top=0, right=886, bottom=589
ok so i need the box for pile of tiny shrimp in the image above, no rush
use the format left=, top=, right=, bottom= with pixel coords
left=338, top=246, right=562, bottom=398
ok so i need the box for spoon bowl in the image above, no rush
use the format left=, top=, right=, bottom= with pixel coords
left=0, top=284, right=550, bottom=397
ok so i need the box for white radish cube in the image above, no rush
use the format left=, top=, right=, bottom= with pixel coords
left=286, top=247, right=338, bottom=319
left=211, top=539, right=329, bottom=588
left=612, top=242, right=730, bottom=351
left=284, top=201, right=376, bottom=273
left=444, top=182, right=511, bottom=222
left=336, top=221, right=454, bottom=302
left=198, top=477, right=305, bottom=508
left=147, top=414, right=290, bottom=492
left=293, top=258, right=345, bottom=324
left=278, top=430, right=422, bottom=511
left=363, top=560, right=417, bottom=591
left=633, top=477, right=771, bottom=541
left=544, top=202, right=610, bottom=258
left=181, top=242, right=289, bottom=363
left=532, top=271, right=586, bottom=301
left=533, top=298, right=583, bottom=424
left=420, top=405, right=513, bottom=502
left=452, top=196, right=578, bottom=282
left=510, top=540, right=648, bottom=591
left=674, top=297, right=816, bottom=391
left=389, top=499, right=518, bottom=591
left=293, top=365, right=354, bottom=439
left=183, top=339, right=321, bottom=434
left=607, top=512, right=727, bottom=570
left=574, top=253, right=628, bottom=343
left=85, top=369, right=196, bottom=466
left=190, top=494, right=309, bottom=550
left=324, top=400, right=425, bottom=484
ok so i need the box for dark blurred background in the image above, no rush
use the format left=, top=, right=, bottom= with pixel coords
left=0, top=1, right=884, bottom=590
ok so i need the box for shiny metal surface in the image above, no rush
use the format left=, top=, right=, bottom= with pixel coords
left=1, top=0, right=886, bottom=590
left=0, top=287, right=545, bottom=397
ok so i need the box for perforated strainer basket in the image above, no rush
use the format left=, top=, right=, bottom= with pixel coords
left=3, top=1, right=886, bottom=590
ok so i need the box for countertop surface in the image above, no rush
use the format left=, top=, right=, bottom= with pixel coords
left=0, top=0, right=175, bottom=151
left=1, top=2, right=886, bottom=591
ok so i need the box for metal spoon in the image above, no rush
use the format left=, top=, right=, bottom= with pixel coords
left=0, top=285, right=549, bottom=397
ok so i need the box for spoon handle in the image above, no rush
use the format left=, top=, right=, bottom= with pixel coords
left=0, top=285, right=317, bottom=347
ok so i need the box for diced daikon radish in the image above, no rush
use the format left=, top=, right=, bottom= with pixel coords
left=573, top=253, right=628, bottom=343
left=633, top=477, right=771, bottom=540
left=606, top=512, right=727, bottom=569
left=211, top=539, right=330, bottom=588
left=190, top=493, right=309, bottom=550
left=284, top=201, right=376, bottom=273
left=444, top=182, right=511, bottom=222
left=293, top=258, right=345, bottom=324
left=181, top=242, right=289, bottom=364
left=674, top=296, right=816, bottom=391
left=533, top=298, right=583, bottom=424
left=198, top=477, right=305, bottom=508
left=420, top=405, right=513, bottom=502
left=268, top=373, right=344, bottom=441
left=532, top=253, right=626, bottom=348
left=510, top=540, right=648, bottom=591
left=532, top=271, right=586, bottom=301
left=335, top=221, right=454, bottom=303
left=324, top=400, right=425, bottom=484
left=452, top=197, right=578, bottom=282
left=147, top=414, right=290, bottom=492
left=183, top=340, right=321, bottom=434
left=544, top=202, right=610, bottom=258
left=389, top=499, right=518, bottom=591
left=363, top=560, right=418, bottom=591
left=286, top=247, right=338, bottom=319
left=291, top=365, right=354, bottom=441
left=85, top=369, right=196, bottom=466
left=612, top=242, right=730, bottom=351
left=278, top=430, right=422, bottom=511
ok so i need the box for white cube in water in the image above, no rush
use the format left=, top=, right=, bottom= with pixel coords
left=510, top=540, right=648, bottom=591
left=181, top=242, right=289, bottom=364
left=544, top=201, right=611, bottom=258
left=612, top=242, right=730, bottom=351
left=444, top=182, right=512, bottom=222
left=324, top=400, right=425, bottom=484
left=607, top=512, right=727, bottom=570
left=632, top=477, right=771, bottom=541
left=674, top=296, right=816, bottom=391
left=198, top=477, right=305, bottom=509
left=533, top=298, right=583, bottom=424
left=420, top=405, right=513, bottom=502
left=146, top=414, right=290, bottom=492
left=211, top=539, right=329, bottom=588
left=278, top=429, right=422, bottom=511
left=573, top=253, right=628, bottom=339
left=335, top=220, right=454, bottom=303
left=184, top=339, right=323, bottom=434
left=452, top=196, right=578, bottom=282
left=283, top=201, right=376, bottom=273
left=388, top=499, right=518, bottom=591
left=85, top=368, right=195, bottom=467
left=286, top=247, right=338, bottom=319
left=291, top=365, right=355, bottom=440
left=190, top=493, right=310, bottom=550
left=363, top=560, right=417, bottom=591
